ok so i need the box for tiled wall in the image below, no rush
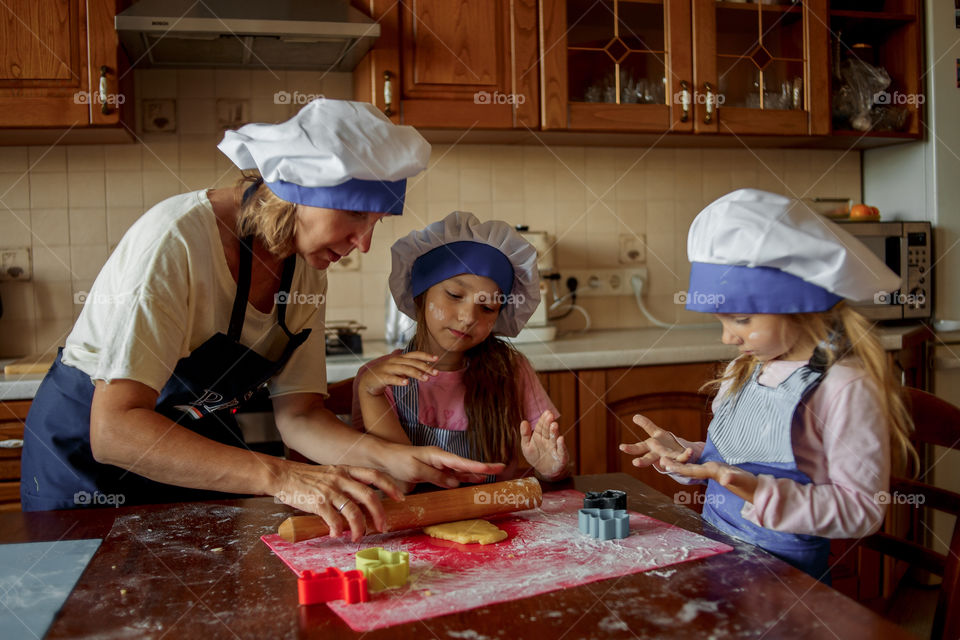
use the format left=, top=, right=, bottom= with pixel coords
left=0, top=69, right=862, bottom=358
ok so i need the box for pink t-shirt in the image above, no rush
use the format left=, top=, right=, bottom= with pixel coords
left=668, top=358, right=890, bottom=539
left=351, top=350, right=557, bottom=434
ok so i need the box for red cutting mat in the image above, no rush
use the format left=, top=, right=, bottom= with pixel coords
left=261, top=490, right=732, bottom=631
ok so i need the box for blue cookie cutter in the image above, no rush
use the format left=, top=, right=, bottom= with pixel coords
left=578, top=508, right=630, bottom=540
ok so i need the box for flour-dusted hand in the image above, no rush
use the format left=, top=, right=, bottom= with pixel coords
left=273, top=462, right=405, bottom=542
left=618, top=414, right=695, bottom=471
left=357, top=351, right=439, bottom=397
left=660, top=458, right=759, bottom=503
left=520, top=410, right=570, bottom=480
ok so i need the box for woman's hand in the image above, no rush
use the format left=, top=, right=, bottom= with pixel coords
left=357, top=351, right=439, bottom=397
left=618, top=414, right=694, bottom=471
left=658, top=459, right=759, bottom=503
left=274, top=462, right=404, bottom=542
left=379, top=442, right=505, bottom=488
left=520, top=410, right=570, bottom=480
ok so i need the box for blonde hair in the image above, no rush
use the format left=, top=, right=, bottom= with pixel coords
left=703, top=302, right=918, bottom=476
left=234, top=171, right=298, bottom=256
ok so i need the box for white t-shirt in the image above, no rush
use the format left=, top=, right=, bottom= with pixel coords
left=62, top=190, right=328, bottom=398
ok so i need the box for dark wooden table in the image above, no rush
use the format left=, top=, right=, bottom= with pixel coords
left=0, top=474, right=914, bottom=639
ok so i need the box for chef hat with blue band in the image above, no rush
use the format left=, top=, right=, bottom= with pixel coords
left=390, top=211, right=540, bottom=338
left=217, top=99, right=430, bottom=214
left=686, top=189, right=901, bottom=314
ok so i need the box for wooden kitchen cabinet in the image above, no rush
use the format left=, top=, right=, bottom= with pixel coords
left=352, top=0, right=539, bottom=129
left=0, top=0, right=132, bottom=142
left=540, top=0, right=830, bottom=136
left=0, top=400, right=29, bottom=511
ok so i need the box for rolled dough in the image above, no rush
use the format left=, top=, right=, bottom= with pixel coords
left=423, top=519, right=508, bottom=545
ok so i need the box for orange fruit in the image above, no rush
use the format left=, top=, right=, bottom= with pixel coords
left=849, top=204, right=878, bottom=219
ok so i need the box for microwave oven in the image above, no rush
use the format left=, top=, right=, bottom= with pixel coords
left=836, top=220, right=931, bottom=321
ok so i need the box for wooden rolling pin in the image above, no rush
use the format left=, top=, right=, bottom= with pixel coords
left=278, top=477, right=542, bottom=542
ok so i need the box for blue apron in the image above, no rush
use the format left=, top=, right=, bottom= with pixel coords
left=700, top=362, right=832, bottom=582
left=21, top=233, right=310, bottom=511
left=391, top=344, right=495, bottom=483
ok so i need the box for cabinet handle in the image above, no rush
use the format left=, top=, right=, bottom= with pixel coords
left=679, top=80, right=690, bottom=123
left=98, top=65, right=112, bottom=115
left=383, top=70, right=394, bottom=117
left=704, top=82, right=715, bottom=124
left=0, top=439, right=23, bottom=449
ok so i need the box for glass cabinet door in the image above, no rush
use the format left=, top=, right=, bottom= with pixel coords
left=541, top=0, right=693, bottom=132
left=692, top=0, right=829, bottom=135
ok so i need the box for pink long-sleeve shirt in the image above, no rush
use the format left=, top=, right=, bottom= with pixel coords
left=669, top=358, right=890, bottom=539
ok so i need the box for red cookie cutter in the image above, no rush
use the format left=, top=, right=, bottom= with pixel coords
left=297, top=567, right=369, bottom=605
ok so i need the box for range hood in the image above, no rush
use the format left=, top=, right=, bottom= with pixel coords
left=115, top=0, right=380, bottom=71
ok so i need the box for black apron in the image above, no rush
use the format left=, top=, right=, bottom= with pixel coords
left=21, top=233, right=310, bottom=511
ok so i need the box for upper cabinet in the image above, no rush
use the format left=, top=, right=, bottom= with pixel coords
left=352, top=0, right=539, bottom=129
left=0, top=0, right=131, bottom=140
left=541, top=0, right=830, bottom=136
left=354, top=0, right=924, bottom=144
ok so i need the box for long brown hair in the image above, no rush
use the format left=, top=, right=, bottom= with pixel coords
left=412, top=296, right=522, bottom=464
left=233, top=170, right=298, bottom=256
left=702, top=302, right=918, bottom=475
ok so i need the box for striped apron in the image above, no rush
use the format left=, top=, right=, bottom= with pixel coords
left=700, top=363, right=832, bottom=582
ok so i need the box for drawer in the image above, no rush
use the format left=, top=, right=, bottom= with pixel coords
left=0, top=481, right=20, bottom=510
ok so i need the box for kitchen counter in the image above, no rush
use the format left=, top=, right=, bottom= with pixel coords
left=0, top=324, right=928, bottom=401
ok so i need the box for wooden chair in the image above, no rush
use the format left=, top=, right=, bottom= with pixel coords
left=860, top=387, right=960, bottom=640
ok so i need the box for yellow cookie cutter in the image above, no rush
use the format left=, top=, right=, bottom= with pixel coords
left=355, top=547, right=410, bottom=592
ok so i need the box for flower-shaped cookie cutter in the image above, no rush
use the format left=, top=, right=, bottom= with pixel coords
left=583, top=489, right=627, bottom=510
left=578, top=508, right=630, bottom=540
left=355, top=547, right=410, bottom=592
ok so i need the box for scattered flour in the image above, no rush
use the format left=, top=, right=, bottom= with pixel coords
left=597, top=614, right=630, bottom=632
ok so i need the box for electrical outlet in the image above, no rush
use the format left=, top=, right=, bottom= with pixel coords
left=0, top=247, right=31, bottom=281
left=619, top=233, right=646, bottom=264
left=562, top=268, right=638, bottom=297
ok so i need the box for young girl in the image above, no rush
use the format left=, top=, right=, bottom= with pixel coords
left=620, top=189, right=917, bottom=582
left=352, top=211, right=570, bottom=483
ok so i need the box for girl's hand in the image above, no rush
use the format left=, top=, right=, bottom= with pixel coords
left=358, top=351, right=439, bottom=397
left=274, top=461, right=404, bottom=542
left=658, top=459, right=759, bottom=503
left=520, top=410, right=570, bottom=480
left=380, top=442, right=506, bottom=488
left=618, top=414, right=694, bottom=471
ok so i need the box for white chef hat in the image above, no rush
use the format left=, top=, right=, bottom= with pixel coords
left=389, top=211, right=540, bottom=337
left=218, top=99, right=430, bottom=214
left=686, top=189, right=901, bottom=313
